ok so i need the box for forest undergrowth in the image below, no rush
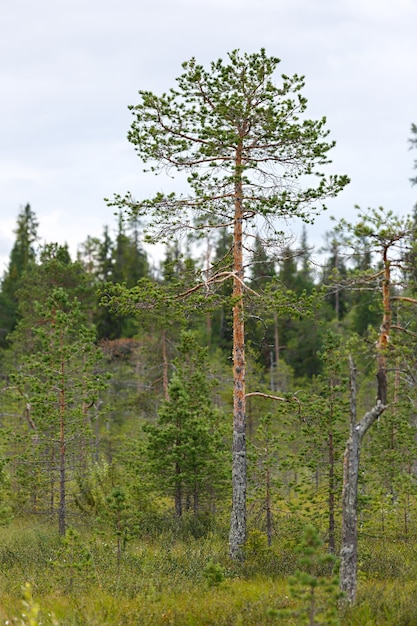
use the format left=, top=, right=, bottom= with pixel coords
left=0, top=518, right=417, bottom=625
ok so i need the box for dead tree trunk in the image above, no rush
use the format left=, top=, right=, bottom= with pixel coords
left=340, top=357, right=387, bottom=604
left=376, top=244, right=391, bottom=405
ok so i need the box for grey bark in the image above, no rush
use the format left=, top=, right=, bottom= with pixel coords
left=229, top=138, right=247, bottom=560
left=340, top=357, right=387, bottom=604
left=229, top=431, right=246, bottom=559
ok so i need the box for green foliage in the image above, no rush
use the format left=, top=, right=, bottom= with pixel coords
left=1, top=55, right=417, bottom=626
left=247, top=413, right=284, bottom=546
left=0, top=204, right=38, bottom=345
left=0, top=520, right=417, bottom=624
left=143, top=331, right=229, bottom=516
left=300, top=332, right=348, bottom=548
left=54, top=528, right=95, bottom=592
left=102, top=487, right=134, bottom=565
left=112, top=49, right=348, bottom=235
left=20, top=582, right=42, bottom=626
left=274, top=525, right=341, bottom=625
left=203, top=560, right=225, bottom=587
left=17, top=243, right=94, bottom=327
left=0, top=431, right=14, bottom=525
left=77, top=212, right=151, bottom=341
left=6, top=287, right=107, bottom=532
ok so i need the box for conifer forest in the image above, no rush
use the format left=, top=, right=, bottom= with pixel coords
left=1, top=51, right=417, bottom=624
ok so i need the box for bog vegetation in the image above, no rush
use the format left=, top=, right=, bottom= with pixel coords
left=0, top=51, right=417, bottom=624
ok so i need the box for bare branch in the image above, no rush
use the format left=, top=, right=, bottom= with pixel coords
left=246, top=391, right=300, bottom=404
left=391, top=324, right=417, bottom=338
left=391, top=295, right=417, bottom=305
left=175, top=271, right=261, bottom=300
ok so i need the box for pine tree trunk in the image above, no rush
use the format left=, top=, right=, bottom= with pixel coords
left=328, top=430, right=335, bottom=554
left=266, top=465, right=273, bottom=547
left=162, top=329, right=169, bottom=401
left=193, top=482, right=199, bottom=515
left=274, top=312, right=279, bottom=364
left=175, top=462, right=182, bottom=516
left=229, top=141, right=247, bottom=560
left=59, top=361, right=66, bottom=537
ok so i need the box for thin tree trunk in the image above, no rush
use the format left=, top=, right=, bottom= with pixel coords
left=272, top=312, right=280, bottom=392
left=328, top=429, right=335, bottom=554
left=175, top=462, right=182, bottom=516
left=266, top=465, right=273, bottom=547
left=193, top=481, right=199, bottom=515
left=229, top=139, right=246, bottom=560
left=340, top=357, right=386, bottom=604
left=59, top=350, right=66, bottom=537
left=50, top=448, right=55, bottom=514
left=274, top=312, right=279, bottom=364
left=116, top=513, right=122, bottom=567
left=205, top=236, right=212, bottom=346
left=161, top=329, right=169, bottom=401
left=376, top=246, right=391, bottom=404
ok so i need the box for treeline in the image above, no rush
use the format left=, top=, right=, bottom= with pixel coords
left=0, top=203, right=396, bottom=375
left=0, top=201, right=417, bottom=533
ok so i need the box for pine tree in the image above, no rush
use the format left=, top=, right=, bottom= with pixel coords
left=320, top=229, right=349, bottom=323
left=143, top=332, right=228, bottom=517
left=284, top=525, right=340, bottom=625
left=7, top=288, right=106, bottom=535
left=247, top=412, right=282, bottom=546
left=299, top=332, right=348, bottom=553
left=109, top=49, right=348, bottom=557
left=10, top=243, right=94, bottom=353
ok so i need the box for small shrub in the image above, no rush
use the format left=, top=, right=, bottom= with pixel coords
left=203, top=560, right=225, bottom=587
left=272, top=525, right=341, bottom=625
left=54, top=528, right=95, bottom=592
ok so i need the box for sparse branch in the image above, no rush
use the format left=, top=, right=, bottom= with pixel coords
left=175, top=271, right=261, bottom=300
left=245, top=391, right=300, bottom=404
left=391, top=324, right=417, bottom=338
left=391, top=295, right=417, bottom=305
left=6, top=385, right=37, bottom=430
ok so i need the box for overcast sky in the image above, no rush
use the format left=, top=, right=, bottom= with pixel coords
left=1, top=0, right=416, bottom=274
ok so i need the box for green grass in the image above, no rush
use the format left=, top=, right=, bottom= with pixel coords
left=0, top=519, right=417, bottom=625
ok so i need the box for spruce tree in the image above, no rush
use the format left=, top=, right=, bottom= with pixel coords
left=0, top=204, right=38, bottom=345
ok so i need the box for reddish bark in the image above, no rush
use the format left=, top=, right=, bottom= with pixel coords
left=229, top=139, right=247, bottom=560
